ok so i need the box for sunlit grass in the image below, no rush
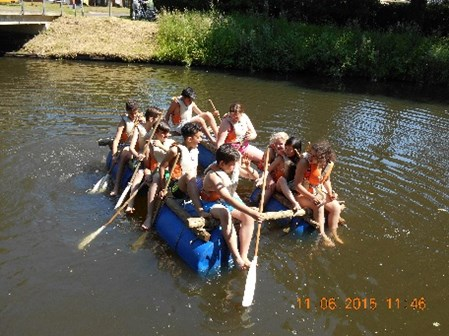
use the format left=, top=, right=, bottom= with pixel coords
left=20, top=16, right=158, bottom=61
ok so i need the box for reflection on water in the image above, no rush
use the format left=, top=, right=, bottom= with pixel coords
left=0, top=57, right=448, bottom=335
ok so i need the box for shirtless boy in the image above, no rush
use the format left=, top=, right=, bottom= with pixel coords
left=200, top=144, right=263, bottom=270
left=165, top=87, right=219, bottom=144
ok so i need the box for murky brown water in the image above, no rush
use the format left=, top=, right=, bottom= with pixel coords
left=0, top=57, right=448, bottom=335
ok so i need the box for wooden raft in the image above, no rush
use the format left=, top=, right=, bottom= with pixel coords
left=163, top=189, right=346, bottom=241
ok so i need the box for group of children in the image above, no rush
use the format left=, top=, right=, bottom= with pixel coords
left=108, top=87, right=344, bottom=270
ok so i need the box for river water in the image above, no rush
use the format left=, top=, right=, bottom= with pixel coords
left=0, top=57, right=447, bottom=335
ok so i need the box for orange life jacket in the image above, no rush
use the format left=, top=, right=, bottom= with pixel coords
left=304, top=161, right=334, bottom=193
left=271, top=164, right=285, bottom=182
left=225, top=124, right=238, bottom=143
left=145, top=152, right=159, bottom=172
left=171, top=97, right=182, bottom=125
left=200, top=189, right=221, bottom=202
left=169, top=144, right=183, bottom=180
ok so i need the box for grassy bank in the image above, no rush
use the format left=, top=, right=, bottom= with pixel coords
left=15, top=11, right=449, bottom=86
left=19, top=16, right=157, bottom=61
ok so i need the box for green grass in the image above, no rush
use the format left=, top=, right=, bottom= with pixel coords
left=10, top=8, right=449, bottom=86
left=154, top=11, right=449, bottom=86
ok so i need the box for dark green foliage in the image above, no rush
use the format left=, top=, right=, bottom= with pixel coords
left=157, top=0, right=449, bottom=37
left=155, top=11, right=449, bottom=86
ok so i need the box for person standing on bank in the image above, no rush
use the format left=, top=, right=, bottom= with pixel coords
left=165, top=87, right=220, bottom=145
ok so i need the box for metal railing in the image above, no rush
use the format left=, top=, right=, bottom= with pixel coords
left=2, top=0, right=130, bottom=17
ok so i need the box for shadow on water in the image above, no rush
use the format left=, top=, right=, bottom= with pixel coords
left=208, top=66, right=449, bottom=105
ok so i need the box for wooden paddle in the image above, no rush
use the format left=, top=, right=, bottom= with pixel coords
left=131, top=152, right=180, bottom=251
left=114, top=114, right=163, bottom=209
left=78, top=180, right=147, bottom=250
left=114, top=162, right=140, bottom=209
left=242, top=146, right=270, bottom=307
left=208, top=99, right=221, bottom=123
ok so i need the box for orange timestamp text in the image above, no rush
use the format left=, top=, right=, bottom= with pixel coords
left=296, top=297, right=427, bottom=311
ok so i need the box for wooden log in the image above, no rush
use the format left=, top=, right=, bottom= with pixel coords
left=262, top=209, right=306, bottom=221
left=164, top=198, right=211, bottom=241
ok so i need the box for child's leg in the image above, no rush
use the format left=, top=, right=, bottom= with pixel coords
left=199, top=111, right=218, bottom=137
left=211, top=206, right=247, bottom=270
left=111, top=148, right=132, bottom=196
left=262, top=175, right=275, bottom=206
left=325, top=198, right=343, bottom=244
left=179, top=173, right=210, bottom=218
left=142, top=174, right=159, bottom=230
left=190, top=115, right=215, bottom=143
left=125, top=169, right=144, bottom=212
left=297, top=195, right=334, bottom=247
left=244, top=145, right=264, bottom=164
left=231, top=209, right=255, bottom=266
left=276, top=177, right=301, bottom=210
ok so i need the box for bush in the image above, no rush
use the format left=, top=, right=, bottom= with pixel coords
left=154, top=11, right=449, bottom=86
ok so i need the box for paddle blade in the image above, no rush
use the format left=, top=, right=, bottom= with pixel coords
left=78, top=225, right=106, bottom=250
left=114, top=185, right=130, bottom=209
left=98, top=174, right=110, bottom=193
left=88, top=174, right=108, bottom=194
left=242, top=256, right=258, bottom=307
left=131, top=231, right=149, bottom=252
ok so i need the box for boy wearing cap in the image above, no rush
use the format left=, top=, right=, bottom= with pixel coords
left=165, top=87, right=220, bottom=145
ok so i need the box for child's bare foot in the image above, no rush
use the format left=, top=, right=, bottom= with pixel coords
left=141, top=218, right=152, bottom=231
left=235, top=258, right=249, bottom=271
left=110, top=189, right=118, bottom=197
left=242, top=257, right=252, bottom=268
left=332, top=231, right=344, bottom=244
left=322, top=235, right=335, bottom=247
left=125, top=207, right=135, bottom=214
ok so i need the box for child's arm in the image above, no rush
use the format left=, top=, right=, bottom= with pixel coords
left=129, top=131, right=144, bottom=161
left=323, top=178, right=337, bottom=200
left=158, top=146, right=178, bottom=195
left=151, top=139, right=170, bottom=153
left=165, top=98, right=178, bottom=123
left=191, top=102, right=203, bottom=116
left=268, top=155, right=283, bottom=173
left=293, top=159, right=321, bottom=205
left=243, top=114, right=258, bottom=141
left=111, top=119, right=126, bottom=161
left=216, top=119, right=230, bottom=148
